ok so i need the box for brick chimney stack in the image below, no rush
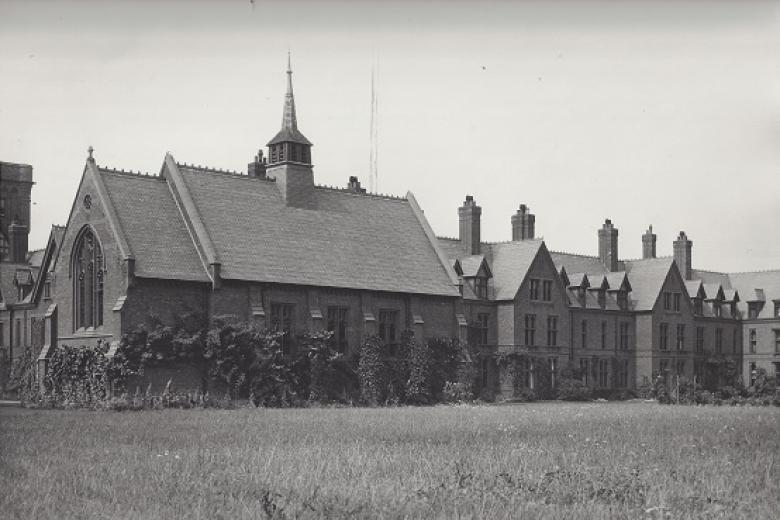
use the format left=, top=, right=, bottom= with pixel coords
left=642, top=225, right=657, bottom=259
left=8, top=218, right=28, bottom=264
left=673, top=231, right=693, bottom=280
left=511, top=204, right=535, bottom=241
left=458, top=195, right=481, bottom=255
left=598, top=219, right=619, bottom=272
left=247, top=149, right=267, bottom=179
left=347, top=176, right=366, bottom=193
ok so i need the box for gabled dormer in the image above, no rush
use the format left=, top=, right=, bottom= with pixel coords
left=456, top=254, right=492, bottom=300
left=567, top=272, right=590, bottom=307
left=606, top=271, right=632, bottom=310
left=722, top=289, right=740, bottom=319
left=686, top=280, right=705, bottom=316
left=587, top=274, right=609, bottom=308
left=703, top=283, right=725, bottom=318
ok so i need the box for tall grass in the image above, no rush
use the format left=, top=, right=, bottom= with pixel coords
left=1, top=402, right=778, bottom=519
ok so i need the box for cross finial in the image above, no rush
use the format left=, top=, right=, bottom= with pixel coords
left=88, top=145, right=94, bottom=161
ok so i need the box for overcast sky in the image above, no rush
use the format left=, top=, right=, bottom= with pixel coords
left=1, top=0, right=779, bottom=272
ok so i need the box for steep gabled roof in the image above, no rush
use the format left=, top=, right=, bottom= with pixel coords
left=623, top=257, right=676, bottom=311
left=459, top=255, right=492, bottom=278
left=702, top=283, right=725, bottom=301
left=100, top=169, right=211, bottom=282
left=156, top=163, right=458, bottom=296
left=483, top=239, right=545, bottom=300
left=685, top=280, right=704, bottom=299
left=567, top=272, right=589, bottom=288
left=605, top=271, right=631, bottom=292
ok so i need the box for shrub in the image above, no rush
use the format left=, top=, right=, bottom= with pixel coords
left=442, top=381, right=473, bottom=403
left=8, top=346, right=38, bottom=405
left=405, top=333, right=431, bottom=404
left=556, top=377, right=592, bottom=401
left=358, top=335, right=385, bottom=405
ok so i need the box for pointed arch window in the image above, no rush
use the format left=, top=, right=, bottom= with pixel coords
left=73, top=227, right=104, bottom=330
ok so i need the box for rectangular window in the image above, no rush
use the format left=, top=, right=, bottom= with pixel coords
left=270, top=303, right=295, bottom=353
left=524, top=314, right=536, bottom=346
left=748, top=302, right=761, bottom=319
left=474, top=277, right=488, bottom=299
left=598, top=358, right=609, bottom=387
left=775, top=302, right=780, bottom=318
left=749, top=329, right=756, bottom=354
left=663, top=292, right=671, bottom=311
left=579, top=358, right=590, bottom=386
left=619, top=322, right=630, bottom=350
left=775, top=330, right=780, bottom=354
left=696, top=327, right=704, bottom=353
left=529, top=279, right=540, bottom=300
left=673, top=293, right=681, bottom=312
left=0, top=322, right=3, bottom=347
left=659, top=359, right=670, bottom=384
left=542, top=280, right=552, bottom=301
left=713, top=304, right=721, bottom=318
left=616, top=359, right=629, bottom=388
left=676, top=324, right=685, bottom=351
left=44, top=281, right=51, bottom=299
left=581, top=320, right=587, bottom=349
left=327, top=307, right=348, bottom=353
left=378, top=310, right=399, bottom=352
left=549, top=357, right=558, bottom=388
left=617, top=291, right=628, bottom=310
left=693, top=298, right=703, bottom=316
left=546, top=315, right=558, bottom=346
left=477, top=313, right=489, bottom=346
left=732, top=329, right=739, bottom=354
left=601, top=321, right=607, bottom=350
left=774, top=362, right=780, bottom=381
left=715, top=328, right=723, bottom=354
left=659, top=322, right=669, bottom=351
left=0, top=197, right=5, bottom=217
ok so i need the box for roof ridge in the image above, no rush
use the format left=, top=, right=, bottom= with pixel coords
left=98, top=165, right=160, bottom=178
left=436, top=236, right=460, bottom=241
left=176, top=162, right=244, bottom=177
left=486, top=238, right=543, bottom=246
left=549, top=250, right=599, bottom=258
left=314, top=184, right=407, bottom=200
left=728, top=268, right=780, bottom=275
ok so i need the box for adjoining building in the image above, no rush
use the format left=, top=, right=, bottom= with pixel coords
left=2, top=61, right=778, bottom=398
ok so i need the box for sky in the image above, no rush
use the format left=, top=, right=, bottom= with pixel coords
left=1, top=0, right=779, bottom=272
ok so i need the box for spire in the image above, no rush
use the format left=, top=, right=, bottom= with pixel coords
left=267, top=52, right=311, bottom=147
left=282, top=50, right=297, bottom=131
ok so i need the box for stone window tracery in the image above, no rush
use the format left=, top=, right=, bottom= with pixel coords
left=73, top=227, right=104, bottom=330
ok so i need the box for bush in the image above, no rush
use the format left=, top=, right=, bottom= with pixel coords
left=556, top=377, right=592, bottom=401
left=358, top=335, right=385, bottom=405
left=405, top=333, right=431, bottom=404
left=8, top=346, right=38, bottom=404
left=514, top=387, right=537, bottom=402
left=442, top=381, right=473, bottom=403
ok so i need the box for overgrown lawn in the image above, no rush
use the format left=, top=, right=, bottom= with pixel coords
left=1, top=402, right=778, bottom=519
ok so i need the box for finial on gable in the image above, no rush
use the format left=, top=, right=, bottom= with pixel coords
left=88, top=145, right=94, bottom=162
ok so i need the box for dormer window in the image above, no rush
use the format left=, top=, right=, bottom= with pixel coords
left=577, top=287, right=586, bottom=307
left=774, top=301, right=780, bottom=318
left=597, top=290, right=606, bottom=309
left=713, top=303, right=721, bottom=318
left=693, top=298, right=703, bottom=316
left=617, top=290, right=628, bottom=311
left=474, top=276, right=488, bottom=299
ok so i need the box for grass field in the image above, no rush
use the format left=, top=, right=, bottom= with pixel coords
left=1, top=402, right=778, bottom=519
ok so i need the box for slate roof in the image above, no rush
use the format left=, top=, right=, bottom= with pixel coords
left=27, top=249, right=45, bottom=269
left=459, top=255, right=488, bottom=278
left=728, top=270, right=780, bottom=319
left=100, top=170, right=211, bottom=282
left=685, top=280, right=704, bottom=298
left=550, top=252, right=609, bottom=275
left=102, top=163, right=458, bottom=296
left=622, top=257, right=675, bottom=311
left=0, top=262, right=30, bottom=307
left=481, top=240, right=544, bottom=301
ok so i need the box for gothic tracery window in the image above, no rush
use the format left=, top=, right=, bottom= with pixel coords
left=73, top=227, right=104, bottom=329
